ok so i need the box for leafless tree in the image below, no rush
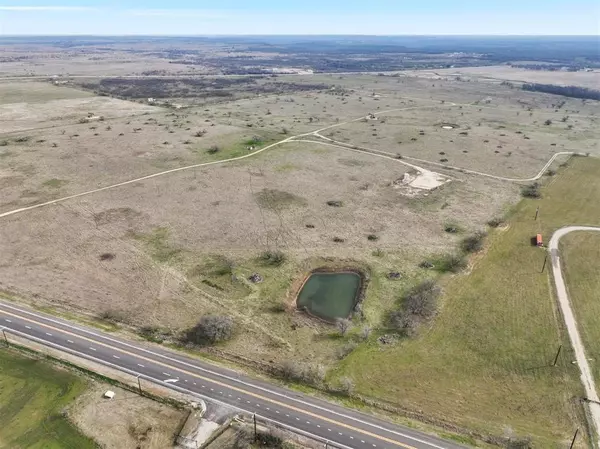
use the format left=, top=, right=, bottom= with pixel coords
left=336, top=318, right=352, bottom=336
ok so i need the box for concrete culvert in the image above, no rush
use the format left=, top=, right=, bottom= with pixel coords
left=440, top=123, right=459, bottom=130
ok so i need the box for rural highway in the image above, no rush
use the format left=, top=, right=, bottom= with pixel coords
left=0, top=301, right=467, bottom=449
left=549, top=226, right=600, bottom=446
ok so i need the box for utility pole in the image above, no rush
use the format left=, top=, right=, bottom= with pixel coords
left=253, top=414, right=257, bottom=441
left=541, top=254, right=548, bottom=273
left=553, top=345, right=562, bottom=366
left=569, top=428, right=579, bottom=449
left=1, top=328, right=7, bottom=346
left=535, top=206, right=540, bottom=221
left=136, top=374, right=142, bottom=394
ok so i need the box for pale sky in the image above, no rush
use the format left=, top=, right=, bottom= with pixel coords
left=0, top=0, right=599, bottom=35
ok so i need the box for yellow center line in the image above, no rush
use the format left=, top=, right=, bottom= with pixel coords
left=1, top=309, right=420, bottom=449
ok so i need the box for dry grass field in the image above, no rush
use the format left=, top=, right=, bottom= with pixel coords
left=0, top=46, right=198, bottom=77
left=430, top=66, right=600, bottom=89
left=0, top=81, right=157, bottom=133
left=0, top=138, right=516, bottom=365
left=327, top=103, right=598, bottom=177
left=0, top=81, right=93, bottom=104
left=1, top=69, right=599, bottom=446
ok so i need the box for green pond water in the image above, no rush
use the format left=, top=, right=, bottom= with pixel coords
left=297, top=272, right=361, bottom=321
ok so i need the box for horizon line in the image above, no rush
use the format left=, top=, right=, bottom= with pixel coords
left=1, top=33, right=598, bottom=37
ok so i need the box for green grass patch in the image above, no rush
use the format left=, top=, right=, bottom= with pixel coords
left=427, top=253, right=468, bottom=273
left=132, top=227, right=182, bottom=263
left=192, top=133, right=278, bottom=162
left=275, top=163, right=299, bottom=172
left=255, top=189, right=307, bottom=211
left=195, top=254, right=235, bottom=277
left=187, top=255, right=250, bottom=297
left=42, top=178, right=68, bottom=189
left=561, top=233, right=600, bottom=389
left=333, top=156, right=600, bottom=447
left=0, top=349, right=97, bottom=449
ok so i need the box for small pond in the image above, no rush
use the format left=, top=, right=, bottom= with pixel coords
left=296, top=272, right=361, bottom=321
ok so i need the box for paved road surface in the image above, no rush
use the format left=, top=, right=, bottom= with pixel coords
left=549, top=226, right=600, bottom=446
left=0, top=301, right=466, bottom=449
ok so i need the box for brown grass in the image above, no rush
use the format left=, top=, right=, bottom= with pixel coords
left=69, top=383, right=187, bottom=449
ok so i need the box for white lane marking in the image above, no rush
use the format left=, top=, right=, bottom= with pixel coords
left=25, top=325, right=31, bottom=329
left=211, top=388, right=214, bottom=391
left=362, top=441, right=365, bottom=444
left=266, top=407, right=269, bottom=410
left=0, top=326, right=358, bottom=449
left=162, top=372, right=171, bottom=376
left=350, top=436, right=354, bottom=439
left=317, top=425, right=321, bottom=428
left=0, top=301, right=449, bottom=449
left=286, top=414, right=290, bottom=417
left=137, top=364, right=145, bottom=368
left=164, top=378, right=179, bottom=383
left=306, top=421, right=310, bottom=424
left=237, top=397, right=241, bottom=400
left=45, top=332, right=52, bottom=336
left=184, top=379, right=188, bottom=382
left=275, top=411, right=280, bottom=414
left=89, top=347, right=96, bottom=351
left=328, top=429, right=331, bottom=432
left=339, top=432, right=343, bottom=435
left=67, top=340, right=74, bottom=343
left=4, top=319, right=11, bottom=322
left=296, top=417, right=300, bottom=421
left=256, top=404, right=260, bottom=407
left=193, top=382, right=196, bottom=385
left=113, top=355, right=120, bottom=359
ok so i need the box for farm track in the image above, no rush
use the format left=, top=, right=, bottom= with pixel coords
left=549, top=227, right=600, bottom=446
left=0, top=99, right=583, bottom=220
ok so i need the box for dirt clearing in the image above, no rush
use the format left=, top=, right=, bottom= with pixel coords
left=70, top=383, right=187, bottom=449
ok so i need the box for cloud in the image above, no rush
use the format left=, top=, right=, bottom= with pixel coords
left=0, top=6, right=96, bottom=11
left=126, top=9, right=228, bottom=19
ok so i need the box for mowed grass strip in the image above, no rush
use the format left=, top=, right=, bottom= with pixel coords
left=560, top=233, right=600, bottom=388
left=334, top=156, right=600, bottom=448
left=0, top=349, right=96, bottom=449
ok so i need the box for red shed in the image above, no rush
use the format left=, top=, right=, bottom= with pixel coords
left=536, top=234, right=543, bottom=247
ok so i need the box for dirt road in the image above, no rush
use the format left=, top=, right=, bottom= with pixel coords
left=549, top=226, right=600, bottom=445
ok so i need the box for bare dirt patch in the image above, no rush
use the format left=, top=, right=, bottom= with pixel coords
left=70, top=384, right=187, bottom=449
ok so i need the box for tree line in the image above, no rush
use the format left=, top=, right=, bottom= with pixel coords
left=522, top=83, right=600, bottom=101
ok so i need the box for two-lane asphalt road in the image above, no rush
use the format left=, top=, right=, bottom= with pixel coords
left=0, top=301, right=466, bottom=449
